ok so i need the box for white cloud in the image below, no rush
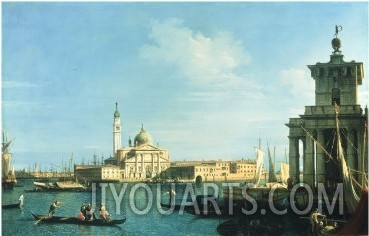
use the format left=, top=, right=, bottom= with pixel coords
left=280, top=68, right=315, bottom=102
left=139, top=18, right=251, bottom=84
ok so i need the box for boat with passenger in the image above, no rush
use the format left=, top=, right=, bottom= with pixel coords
left=31, top=211, right=126, bottom=226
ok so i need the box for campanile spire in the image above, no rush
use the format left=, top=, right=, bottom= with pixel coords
left=113, top=102, right=122, bottom=156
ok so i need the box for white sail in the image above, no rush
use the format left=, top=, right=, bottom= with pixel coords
left=2, top=153, right=11, bottom=178
left=280, top=162, right=289, bottom=185
left=254, top=148, right=264, bottom=187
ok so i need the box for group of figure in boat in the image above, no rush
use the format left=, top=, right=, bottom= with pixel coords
left=32, top=199, right=125, bottom=226
left=77, top=202, right=110, bottom=222
left=48, top=200, right=110, bottom=222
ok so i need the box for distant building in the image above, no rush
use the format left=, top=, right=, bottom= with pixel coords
left=163, top=160, right=257, bottom=182
left=116, top=125, right=170, bottom=181
left=79, top=103, right=257, bottom=182
left=74, top=164, right=120, bottom=182
left=104, top=156, right=117, bottom=166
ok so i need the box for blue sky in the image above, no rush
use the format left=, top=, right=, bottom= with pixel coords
left=2, top=2, right=368, bottom=171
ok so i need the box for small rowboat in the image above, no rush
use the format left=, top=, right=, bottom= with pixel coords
left=31, top=212, right=126, bottom=226
left=2, top=202, right=21, bottom=209
left=2, top=195, right=24, bottom=209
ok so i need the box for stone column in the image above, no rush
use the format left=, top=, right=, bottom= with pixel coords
left=157, top=154, right=161, bottom=173
left=304, top=135, right=314, bottom=188
left=152, top=154, right=155, bottom=177
left=289, top=136, right=300, bottom=183
left=141, top=153, right=144, bottom=177
left=135, top=155, right=138, bottom=174
left=316, top=129, right=326, bottom=185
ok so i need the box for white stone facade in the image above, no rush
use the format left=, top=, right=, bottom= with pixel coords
left=117, top=144, right=170, bottom=181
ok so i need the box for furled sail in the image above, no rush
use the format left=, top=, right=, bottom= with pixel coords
left=335, top=110, right=360, bottom=215
left=254, top=148, right=264, bottom=187
left=280, top=162, right=289, bottom=185
left=267, top=144, right=278, bottom=183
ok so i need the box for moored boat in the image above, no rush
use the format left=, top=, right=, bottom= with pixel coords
left=2, top=132, right=17, bottom=190
left=217, top=220, right=239, bottom=235
left=30, top=180, right=88, bottom=192
left=160, top=202, right=188, bottom=211
left=185, top=195, right=224, bottom=216
left=31, top=212, right=126, bottom=226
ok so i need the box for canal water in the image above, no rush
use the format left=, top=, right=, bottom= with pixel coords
left=2, top=179, right=311, bottom=236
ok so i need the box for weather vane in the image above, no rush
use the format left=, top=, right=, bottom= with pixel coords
left=334, top=25, right=342, bottom=38
left=332, top=25, right=343, bottom=54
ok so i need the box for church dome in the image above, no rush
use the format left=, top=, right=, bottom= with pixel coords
left=134, top=125, right=153, bottom=147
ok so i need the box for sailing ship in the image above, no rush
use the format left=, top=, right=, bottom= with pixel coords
left=245, top=145, right=290, bottom=211
left=301, top=106, right=367, bottom=214
left=300, top=106, right=368, bottom=235
left=325, top=107, right=367, bottom=235
left=2, top=132, right=17, bottom=190
left=223, top=145, right=290, bottom=215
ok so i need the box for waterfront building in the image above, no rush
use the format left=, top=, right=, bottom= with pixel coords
left=74, top=164, right=120, bottom=182
left=286, top=27, right=368, bottom=189
left=163, top=160, right=257, bottom=182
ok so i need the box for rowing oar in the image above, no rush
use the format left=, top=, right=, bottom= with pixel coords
left=34, top=217, right=44, bottom=225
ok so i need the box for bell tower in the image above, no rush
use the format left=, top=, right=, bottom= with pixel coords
left=286, top=26, right=368, bottom=189
left=113, top=102, right=122, bottom=156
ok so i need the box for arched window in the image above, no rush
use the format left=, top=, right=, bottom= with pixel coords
left=332, top=88, right=340, bottom=105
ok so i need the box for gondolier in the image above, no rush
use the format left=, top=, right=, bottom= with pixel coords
left=169, top=187, right=176, bottom=204
left=48, top=200, right=59, bottom=216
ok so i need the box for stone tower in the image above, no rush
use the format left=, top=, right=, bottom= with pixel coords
left=286, top=26, right=368, bottom=189
left=113, top=102, right=122, bottom=156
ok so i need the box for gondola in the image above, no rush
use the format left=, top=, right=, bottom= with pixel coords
left=160, top=202, right=190, bottom=210
left=2, top=195, right=24, bottom=209
left=185, top=195, right=224, bottom=216
left=2, top=202, right=21, bottom=209
left=31, top=212, right=126, bottom=226
left=185, top=206, right=224, bottom=216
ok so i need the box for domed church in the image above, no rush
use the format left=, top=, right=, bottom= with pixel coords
left=113, top=103, right=170, bottom=180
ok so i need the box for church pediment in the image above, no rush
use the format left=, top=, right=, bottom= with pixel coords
left=135, top=144, right=161, bottom=151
